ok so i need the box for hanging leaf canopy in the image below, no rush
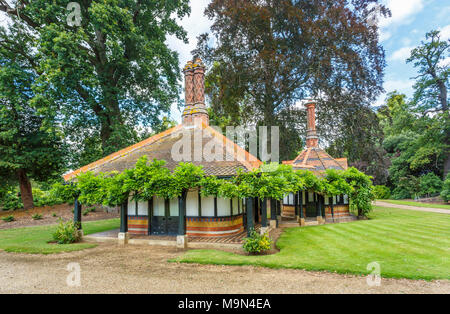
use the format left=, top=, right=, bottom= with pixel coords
left=52, top=156, right=375, bottom=215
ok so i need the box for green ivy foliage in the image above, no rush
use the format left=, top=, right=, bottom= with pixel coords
left=54, top=157, right=375, bottom=216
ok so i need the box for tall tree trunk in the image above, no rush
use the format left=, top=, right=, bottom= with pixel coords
left=17, top=169, right=33, bottom=210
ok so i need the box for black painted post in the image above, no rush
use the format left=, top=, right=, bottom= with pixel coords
left=261, top=198, right=267, bottom=228
left=299, top=191, right=304, bottom=219
left=330, top=196, right=334, bottom=220
left=73, top=197, right=82, bottom=230
left=315, top=193, right=320, bottom=217
left=120, top=200, right=128, bottom=233
left=294, top=192, right=299, bottom=217
left=178, top=191, right=187, bottom=235
left=198, top=191, right=202, bottom=217
left=270, top=198, right=276, bottom=220
left=246, top=197, right=254, bottom=236
left=318, top=195, right=322, bottom=217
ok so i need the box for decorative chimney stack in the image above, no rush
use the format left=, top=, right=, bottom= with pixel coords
left=182, top=58, right=209, bottom=126
left=305, top=100, right=319, bottom=148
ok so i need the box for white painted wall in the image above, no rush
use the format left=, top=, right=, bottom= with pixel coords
left=128, top=197, right=136, bottom=216
left=232, top=198, right=239, bottom=215
left=169, top=198, right=179, bottom=216
left=138, top=201, right=148, bottom=215
left=186, top=190, right=198, bottom=216
left=153, top=197, right=165, bottom=216
left=217, top=197, right=231, bottom=216
left=201, top=196, right=215, bottom=216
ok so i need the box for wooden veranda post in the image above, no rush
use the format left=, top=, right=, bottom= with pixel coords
left=73, top=197, right=82, bottom=231
left=118, top=199, right=129, bottom=245
left=246, top=197, right=254, bottom=236
left=261, top=198, right=268, bottom=231
left=270, top=198, right=278, bottom=228
left=299, top=191, right=305, bottom=226
left=177, top=190, right=188, bottom=249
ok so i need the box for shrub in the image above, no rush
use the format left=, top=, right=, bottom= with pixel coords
left=33, top=188, right=64, bottom=207
left=441, top=174, right=450, bottom=202
left=52, top=212, right=57, bottom=217
left=31, top=213, right=43, bottom=220
left=52, top=219, right=82, bottom=244
left=419, top=173, right=443, bottom=197
left=1, top=215, right=15, bottom=222
left=243, top=229, right=272, bottom=254
left=0, top=189, right=22, bottom=211
left=373, top=185, right=391, bottom=199
left=392, top=186, right=411, bottom=200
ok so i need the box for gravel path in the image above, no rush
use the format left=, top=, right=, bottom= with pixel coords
left=0, top=243, right=448, bottom=294
left=374, top=201, right=450, bottom=214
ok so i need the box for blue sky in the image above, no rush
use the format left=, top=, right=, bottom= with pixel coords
left=167, top=0, right=450, bottom=121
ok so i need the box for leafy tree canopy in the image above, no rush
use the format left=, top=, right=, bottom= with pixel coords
left=0, top=0, right=190, bottom=166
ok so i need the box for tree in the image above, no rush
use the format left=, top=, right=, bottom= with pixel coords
left=327, top=106, right=390, bottom=185
left=0, top=0, right=190, bottom=163
left=378, top=92, right=446, bottom=198
left=0, top=60, right=66, bottom=209
left=407, top=30, right=450, bottom=177
left=196, top=0, right=389, bottom=161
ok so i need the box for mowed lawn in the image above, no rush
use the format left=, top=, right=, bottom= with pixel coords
left=0, top=218, right=119, bottom=254
left=175, top=207, right=450, bottom=280
left=380, top=199, right=450, bottom=210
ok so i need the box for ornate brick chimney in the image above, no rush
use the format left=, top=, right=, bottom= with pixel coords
left=182, top=58, right=209, bottom=126
left=305, top=100, right=319, bottom=148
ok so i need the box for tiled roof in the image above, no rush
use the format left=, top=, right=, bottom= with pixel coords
left=64, top=122, right=262, bottom=181
left=284, top=147, right=348, bottom=172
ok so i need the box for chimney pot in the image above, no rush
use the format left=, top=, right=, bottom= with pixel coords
left=182, top=58, right=209, bottom=126
left=305, top=100, right=318, bottom=148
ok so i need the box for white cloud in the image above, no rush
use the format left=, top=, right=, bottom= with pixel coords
left=379, top=0, right=425, bottom=28
left=439, top=24, right=450, bottom=40
left=166, top=0, right=212, bottom=66
left=165, top=0, right=212, bottom=122
left=389, top=46, right=414, bottom=62
left=379, top=30, right=392, bottom=42
left=440, top=57, right=450, bottom=67
left=374, top=79, right=415, bottom=107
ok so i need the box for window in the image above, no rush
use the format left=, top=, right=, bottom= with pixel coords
left=343, top=194, right=349, bottom=204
